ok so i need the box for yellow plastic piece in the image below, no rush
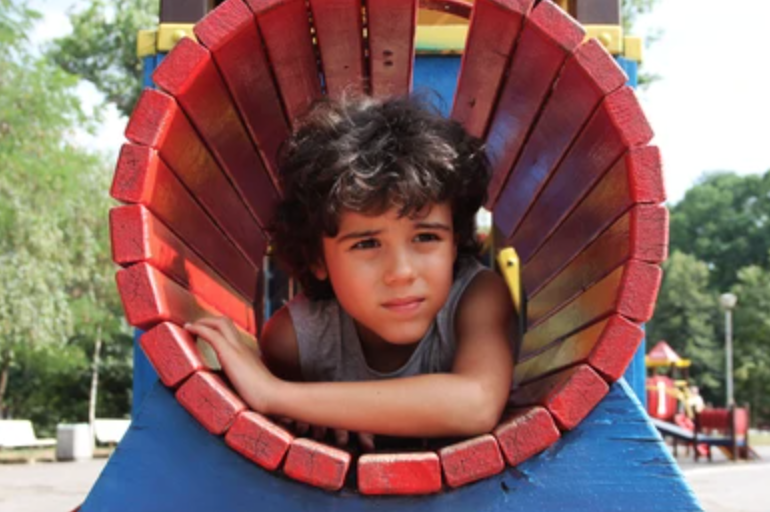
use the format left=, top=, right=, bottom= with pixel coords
left=623, top=35, right=643, bottom=62
left=497, top=247, right=522, bottom=317
left=416, top=25, right=468, bottom=54
left=584, top=24, right=623, bottom=55
left=137, top=29, right=158, bottom=58
left=157, top=23, right=197, bottom=52
left=555, top=0, right=570, bottom=12
left=645, top=357, right=692, bottom=369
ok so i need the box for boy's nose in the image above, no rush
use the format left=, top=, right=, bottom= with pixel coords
left=383, top=248, right=417, bottom=285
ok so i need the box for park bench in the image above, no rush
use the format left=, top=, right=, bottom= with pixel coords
left=82, top=0, right=698, bottom=510
left=0, top=419, right=55, bottom=450
left=93, top=419, right=131, bottom=446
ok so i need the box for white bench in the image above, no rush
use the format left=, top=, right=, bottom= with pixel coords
left=94, top=419, right=130, bottom=445
left=0, top=419, right=56, bottom=449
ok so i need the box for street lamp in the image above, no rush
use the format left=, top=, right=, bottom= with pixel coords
left=719, top=292, right=738, bottom=406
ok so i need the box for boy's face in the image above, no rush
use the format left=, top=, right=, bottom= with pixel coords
left=317, top=202, right=457, bottom=347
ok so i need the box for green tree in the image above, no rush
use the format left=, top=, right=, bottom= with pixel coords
left=647, top=251, right=722, bottom=402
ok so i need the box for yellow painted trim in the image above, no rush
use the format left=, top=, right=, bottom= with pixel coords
left=584, top=24, right=623, bottom=55
left=497, top=247, right=522, bottom=318
left=623, top=35, right=643, bottom=63
left=157, top=23, right=197, bottom=52
left=645, top=357, right=692, bottom=368
left=416, top=25, right=468, bottom=53
left=137, top=29, right=158, bottom=58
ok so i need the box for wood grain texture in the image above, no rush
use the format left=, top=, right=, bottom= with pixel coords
left=485, top=0, right=585, bottom=208
left=451, top=0, right=533, bottom=138
left=224, top=411, right=294, bottom=471
left=521, top=146, right=664, bottom=298
left=244, top=0, right=322, bottom=124
left=175, top=371, right=247, bottom=435
left=366, top=0, right=418, bottom=99
left=152, top=37, right=280, bottom=226
left=309, top=0, right=366, bottom=98
left=111, top=144, right=258, bottom=300
left=490, top=38, right=625, bottom=216
left=438, top=434, right=505, bottom=488
left=508, top=364, right=609, bottom=430
left=283, top=437, right=351, bottom=491
left=110, top=205, right=257, bottom=334
left=139, top=322, right=208, bottom=388
left=358, top=452, right=442, bottom=495
left=502, top=86, right=654, bottom=260
left=493, top=406, right=560, bottom=466
left=125, top=89, right=267, bottom=271
left=194, top=0, right=290, bottom=176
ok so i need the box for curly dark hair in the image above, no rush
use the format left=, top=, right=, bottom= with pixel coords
left=271, top=95, right=490, bottom=300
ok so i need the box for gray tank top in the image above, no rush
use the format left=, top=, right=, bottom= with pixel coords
left=286, top=257, right=488, bottom=382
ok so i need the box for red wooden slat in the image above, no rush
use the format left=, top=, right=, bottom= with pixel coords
left=504, top=86, right=654, bottom=261
left=224, top=410, right=294, bottom=471
left=493, top=406, right=560, bottom=466
left=111, top=144, right=258, bottom=300
left=485, top=0, right=585, bottom=208
left=508, top=364, right=609, bottom=430
left=152, top=37, right=280, bottom=228
left=520, top=260, right=662, bottom=358
left=244, top=0, right=322, bottom=123
left=283, top=438, right=351, bottom=491
left=358, top=453, right=442, bottom=495
left=176, top=371, right=247, bottom=435
left=366, top=0, right=418, bottom=99
left=116, top=262, right=222, bottom=332
left=140, top=322, right=208, bottom=388
left=521, top=146, right=664, bottom=297
left=309, top=0, right=366, bottom=99
left=438, top=434, right=505, bottom=488
left=110, top=205, right=257, bottom=334
left=514, top=315, right=643, bottom=386
left=489, top=38, right=626, bottom=212
left=194, top=0, right=291, bottom=176
left=527, top=204, right=669, bottom=326
left=451, top=0, right=533, bottom=138
left=125, top=89, right=267, bottom=271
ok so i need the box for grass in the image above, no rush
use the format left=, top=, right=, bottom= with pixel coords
left=0, top=446, right=114, bottom=464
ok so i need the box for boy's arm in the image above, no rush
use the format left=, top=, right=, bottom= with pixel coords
left=187, top=271, right=514, bottom=437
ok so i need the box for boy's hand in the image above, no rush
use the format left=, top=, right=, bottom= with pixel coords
left=185, top=317, right=278, bottom=415
left=276, top=417, right=375, bottom=451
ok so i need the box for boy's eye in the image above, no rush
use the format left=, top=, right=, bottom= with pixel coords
left=351, top=238, right=379, bottom=250
left=414, top=232, right=441, bottom=243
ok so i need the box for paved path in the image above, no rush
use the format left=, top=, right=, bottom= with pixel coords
left=1, top=447, right=768, bottom=511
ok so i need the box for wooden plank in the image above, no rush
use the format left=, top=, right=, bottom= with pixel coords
left=366, top=0, right=418, bottom=99
left=490, top=38, right=626, bottom=215
left=438, top=434, right=504, bottom=488
left=485, top=0, right=585, bottom=209
left=505, top=86, right=654, bottom=262
left=508, top=364, right=609, bottom=430
left=160, top=0, right=209, bottom=23
left=514, top=315, right=643, bottom=386
left=125, top=89, right=268, bottom=271
left=451, top=0, right=534, bottom=138
left=283, top=438, right=351, bottom=491
left=224, top=411, right=294, bottom=471
left=152, top=37, right=280, bottom=228
left=521, top=145, right=664, bottom=297
left=358, top=453, right=442, bottom=495
left=176, top=371, right=247, bottom=435
left=573, top=0, right=621, bottom=24
left=244, top=0, right=322, bottom=123
left=527, top=204, right=669, bottom=326
left=493, top=406, right=560, bottom=466
left=194, top=0, right=291, bottom=176
left=111, top=144, right=259, bottom=300
left=308, top=0, right=366, bottom=98
left=520, top=260, right=662, bottom=358
left=139, top=322, right=208, bottom=388
left=110, top=205, right=258, bottom=334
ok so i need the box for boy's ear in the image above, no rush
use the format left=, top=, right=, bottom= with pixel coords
left=312, top=261, right=328, bottom=281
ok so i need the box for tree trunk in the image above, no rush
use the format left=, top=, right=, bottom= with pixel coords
left=88, top=327, right=103, bottom=443
left=0, top=354, right=10, bottom=419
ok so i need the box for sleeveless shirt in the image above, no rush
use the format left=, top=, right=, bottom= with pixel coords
left=286, top=257, right=488, bottom=382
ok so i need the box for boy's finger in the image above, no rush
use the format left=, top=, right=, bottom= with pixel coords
left=358, top=432, right=375, bottom=452
left=334, top=429, right=349, bottom=447
left=311, top=425, right=327, bottom=440
left=295, top=422, right=309, bottom=435
left=183, top=323, right=226, bottom=348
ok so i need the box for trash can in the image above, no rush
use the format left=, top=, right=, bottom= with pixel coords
left=56, top=423, right=93, bottom=461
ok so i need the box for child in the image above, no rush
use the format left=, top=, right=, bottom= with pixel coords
left=186, top=96, right=515, bottom=449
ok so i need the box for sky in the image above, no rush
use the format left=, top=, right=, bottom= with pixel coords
left=25, top=0, right=770, bottom=204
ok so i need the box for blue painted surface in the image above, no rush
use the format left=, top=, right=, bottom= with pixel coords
left=131, top=330, right=157, bottom=418
left=413, top=55, right=462, bottom=116
left=624, top=325, right=648, bottom=408
left=617, top=57, right=639, bottom=88
left=82, top=379, right=702, bottom=512
left=141, top=55, right=155, bottom=88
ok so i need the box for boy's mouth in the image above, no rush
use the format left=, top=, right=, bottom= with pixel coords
left=381, top=297, right=424, bottom=313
